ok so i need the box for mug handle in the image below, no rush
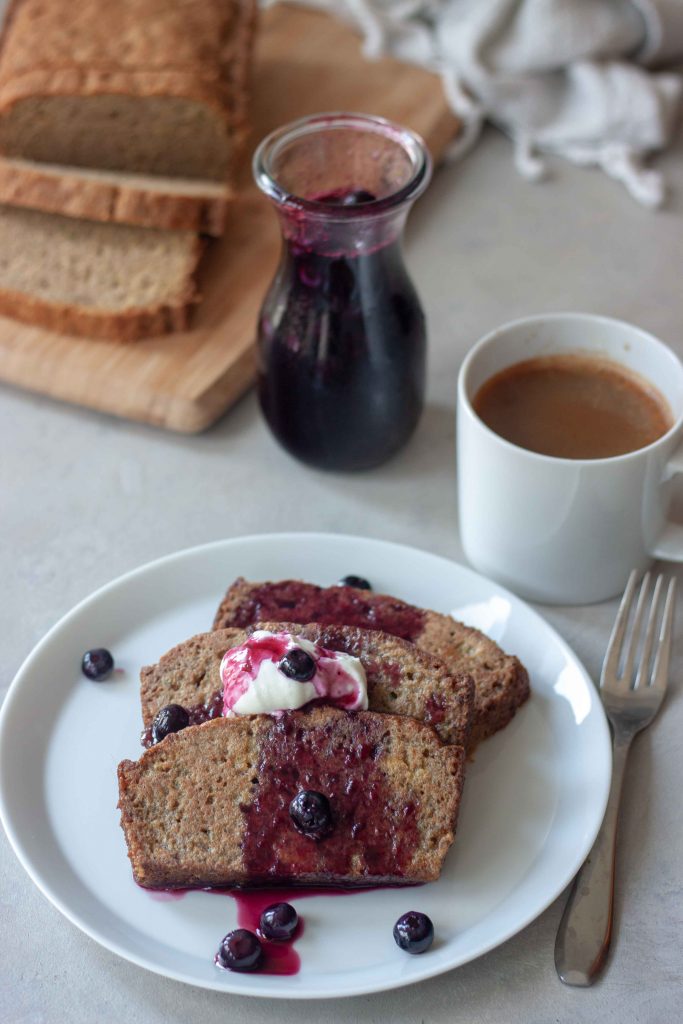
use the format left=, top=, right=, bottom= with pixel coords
left=649, top=437, right=683, bottom=561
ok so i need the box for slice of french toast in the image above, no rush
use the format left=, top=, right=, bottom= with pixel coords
left=139, top=623, right=474, bottom=748
left=118, top=707, right=466, bottom=889
left=213, top=578, right=530, bottom=747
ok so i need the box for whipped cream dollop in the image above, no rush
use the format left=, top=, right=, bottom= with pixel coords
left=220, top=630, right=368, bottom=716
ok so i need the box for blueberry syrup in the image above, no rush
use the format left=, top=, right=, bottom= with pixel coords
left=240, top=711, right=419, bottom=884
left=224, top=579, right=426, bottom=640
left=258, top=187, right=426, bottom=471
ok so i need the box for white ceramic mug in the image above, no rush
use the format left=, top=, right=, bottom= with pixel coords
left=457, top=313, right=683, bottom=604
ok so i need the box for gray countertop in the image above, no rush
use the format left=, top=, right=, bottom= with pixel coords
left=2, top=126, right=682, bottom=1024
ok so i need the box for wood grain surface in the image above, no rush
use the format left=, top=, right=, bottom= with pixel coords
left=0, top=3, right=459, bottom=433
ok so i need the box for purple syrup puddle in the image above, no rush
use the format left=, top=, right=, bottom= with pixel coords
left=144, top=882, right=415, bottom=976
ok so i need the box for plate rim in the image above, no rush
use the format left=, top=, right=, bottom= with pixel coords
left=0, top=531, right=612, bottom=998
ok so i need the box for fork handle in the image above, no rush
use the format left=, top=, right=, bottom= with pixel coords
left=554, top=734, right=631, bottom=986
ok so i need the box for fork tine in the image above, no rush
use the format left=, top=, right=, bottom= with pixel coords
left=650, top=578, right=676, bottom=694
left=601, top=570, right=638, bottom=687
left=620, top=572, right=652, bottom=686
left=634, top=575, right=664, bottom=689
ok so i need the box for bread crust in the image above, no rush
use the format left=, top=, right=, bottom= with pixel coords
left=0, top=1, right=256, bottom=121
left=0, top=229, right=202, bottom=341
left=0, top=157, right=231, bottom=234
left=213, top=579, right=531, bottom=748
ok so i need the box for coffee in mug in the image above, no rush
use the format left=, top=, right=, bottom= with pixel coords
left=472, top=353, right=672, bottom=460
left=457, top=314, right=683, bottom=604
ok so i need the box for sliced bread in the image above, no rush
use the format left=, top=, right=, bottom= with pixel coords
left=0, top=205, right=201, bottom=340
left=139, top=624, right=474, bottom=748
left=118, top=707, right=466, bottom=888
left=0, top=0, right=256, bottom=183
left=213, top=578, right=531, bottom=747
left=0, top=157, right=230, bottom=235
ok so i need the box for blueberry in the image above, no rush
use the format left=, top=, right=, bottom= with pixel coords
left=279, top=648, right=316, bottom=682
left=341, top=189, right=376, bottom=205
left=215, top=929, right=263, bottom=972
left=289, top=790, right=332, bottom=839
left=81, top=648, right=114, bottom=681
left=151, top=703, right=190, bottom=744
left=393, top=911, right=434, bottom=954
left=259, top=902, right=298, bottom=941
left=338, top=575, right=372, bottom=590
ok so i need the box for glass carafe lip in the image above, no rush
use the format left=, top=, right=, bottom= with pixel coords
left=253, top=111, right=432, bottom=217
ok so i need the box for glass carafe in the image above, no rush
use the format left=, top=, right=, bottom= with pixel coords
left=253, top=113, right=432, bottom=471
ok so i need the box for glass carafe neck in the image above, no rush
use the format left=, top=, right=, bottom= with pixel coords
left=254, top=113, right=431, bottom=258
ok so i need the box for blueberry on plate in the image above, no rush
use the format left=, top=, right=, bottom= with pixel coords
left=279, top=648, right=316, bottom=682
left=289, top=790, right=332, bottom=839
left=215, top=929, right=264, bottom=972
left=81, top=648, right=114, bottom=681
left=337, top=575, right=372, bottom=590
left=259, top=902, right=298, bottom=942
left=151, top=703, right=190, bottom=745
left=393, top=911, right=434, bottom=954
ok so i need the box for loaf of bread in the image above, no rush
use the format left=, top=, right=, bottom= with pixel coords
left=139, top=624, right=474, bottom=748
left=118, top=707, right=466, bottom=888
left=0, top=205, right=201, bottom=339
left=0, top=157, right=230, bottom=235
left=0, top=0, right=256, bottom=182
left=213, top=579, right=531, bottom=747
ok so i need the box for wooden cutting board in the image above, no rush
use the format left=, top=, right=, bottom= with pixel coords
left=0, top=4, right=459, bottom=433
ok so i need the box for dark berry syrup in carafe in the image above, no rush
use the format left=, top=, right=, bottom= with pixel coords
left=253, top=114, right=432, bottom=471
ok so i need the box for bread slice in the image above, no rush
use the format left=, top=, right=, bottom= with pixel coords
left=139, top=624, right=474, bottom=748
left=0, top=0, right=256, bottom=183
left=118, top=707, right=466, bottom=888
left=0, top=205, right=201, bottom=340
left=213, top=579, right=531, bottom=747
left=0, top=157, right=230, bottom=235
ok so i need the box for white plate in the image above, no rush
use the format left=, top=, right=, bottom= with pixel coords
left=0, top=533, right=611, bottom=999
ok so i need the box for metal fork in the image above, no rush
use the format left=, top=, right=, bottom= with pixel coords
left=555, top=570, right=676, bottom=987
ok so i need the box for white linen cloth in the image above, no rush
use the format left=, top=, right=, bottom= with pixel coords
left=286, top=0, right=683, bottom=206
